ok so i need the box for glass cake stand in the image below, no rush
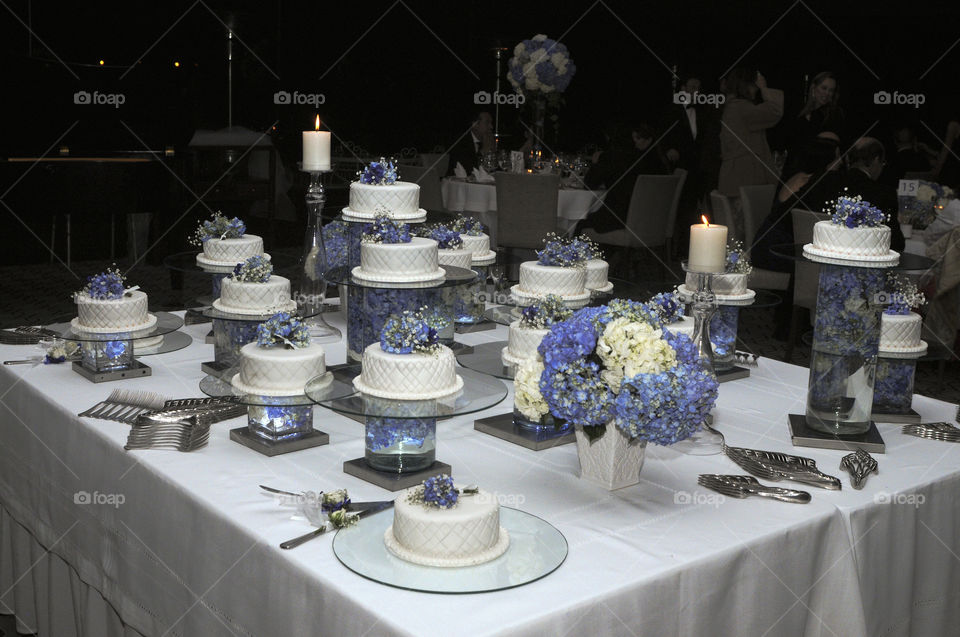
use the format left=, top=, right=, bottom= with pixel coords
left=49, top=312, right=185, bottom=382
left=306, top=365, right=508, bottom=490
left=455, top=341, right=514, bottom=380
left=332, top=506, right=567, bottom=593
left=199, top=366, right=357, bottom=456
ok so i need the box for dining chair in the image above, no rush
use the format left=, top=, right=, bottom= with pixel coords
left=709, top=190, right=737, bottom=239
left=495, top=172, right=560, bottom=273
left=784, top=208, right=829, bottom=363
left=420, top=153, right=450, bottom=177
left=581, top=173, right=682, bottom=277
left=398, top=164, right=444, bottom=212
left=663, top=168, right=688, bottom=262
left=740, top=184, right=777, bottom=250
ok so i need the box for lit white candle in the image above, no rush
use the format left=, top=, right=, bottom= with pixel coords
left=302, top=115, right=331, bottom=171
left=688, top=215, right=728, bottom=273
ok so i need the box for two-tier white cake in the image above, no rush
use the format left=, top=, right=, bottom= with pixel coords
left=214, top=276, right=297, bottom=315
left=232, top=342, right=329, bottom=396
left=352, top=237, right=445, bottom=284
left=512, top=262, right=590, bottom=307
left=384, top=487, right=509, bottom=567
left=72, top=283, right=160, bottom=348
left=353, top=344, right=463, bottom=400
left=879, top=312, right=927, bottom=356
left=197, top=235, right=268, bottom=267
left=342, top=182, right=426, bottom=222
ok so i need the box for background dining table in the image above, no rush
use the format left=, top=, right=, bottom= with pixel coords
left=440, top=177, right=607, bottom=245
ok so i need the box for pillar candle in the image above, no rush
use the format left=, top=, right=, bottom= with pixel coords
left=688, top=216, right=727, bottom=272
left=302, top=115, right=330, bottom=171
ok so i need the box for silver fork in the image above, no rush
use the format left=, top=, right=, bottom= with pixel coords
left=698, top=475, right=811, bottom=503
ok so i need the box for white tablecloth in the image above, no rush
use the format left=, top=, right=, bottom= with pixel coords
left=440, top=178, right=606, bottom=244
left=1, top=313, right=959, bottom=637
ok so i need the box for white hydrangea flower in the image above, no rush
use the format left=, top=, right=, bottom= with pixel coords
left=514, top=43, right=525, bottom=57
left=530, top=49, right=548, bottom=63
left=596, top=317, right=677, bottom=388
left=917, top=184, right=936, bottom=202
left=550, top=52, right=567, bottom=67
left=514, top=358, right=549, bottom=421
left=532, top=34, right=548, bottom=41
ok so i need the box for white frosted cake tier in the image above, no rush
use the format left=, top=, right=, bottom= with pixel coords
left=511, top=286, right=591, bottom=308
left=879, top=312, right=927, bottom=355
left=686, top=271, right=749, bottom=295
left=342, top=182, right=425, bottom=221
left=75, top=290, right=151, bottom=331
left=353, top=343, right=463, bottom=400
left=198, top=234, right=264, bottom=265
left=232, top=342, right=329, bottom=396
left=809, top=221, right=892, bottom=259
left=663, top=316, right=696, bottom=339
left=460, top=233, right=490, bottom=255
left=213, top=276, right=297, bottom=315
left=501, top=321, right=548, bottom=367
left=384, top=487, right=509, bottom=567
left=517, top=262, right=586, bottom=296
left=437, top=248, right=473, bottom=270
left=352, top=238, right=445, bottom=283
left=584, top=258, right=613, bottom=293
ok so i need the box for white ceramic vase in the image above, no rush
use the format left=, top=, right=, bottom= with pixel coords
left=574, top=425, right=646, bottom=490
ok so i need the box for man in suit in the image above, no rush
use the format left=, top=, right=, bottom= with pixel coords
left=446, top=111, right=494, bottom=176
left=838, top=137, right=905, bottom=251
left=664, top=75, right=720, bottom=256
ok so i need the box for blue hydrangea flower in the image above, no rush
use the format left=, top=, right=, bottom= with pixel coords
left=81, top=268, right=126, bottom=300
left=358, top=158, right=398, bottom=185
left=380, top=310, right=440, bottom=355
left=361, top=215, right=412, bottom=244
left=231, top=255, right=273, bottom=283
left=256, top=312, right=311, bottom=349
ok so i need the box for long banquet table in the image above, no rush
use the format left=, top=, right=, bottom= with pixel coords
left=1, top=310, right=958, bottom=637
left=440, top=178, right=606, bottom=244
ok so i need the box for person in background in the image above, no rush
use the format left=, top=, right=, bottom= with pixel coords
left=932, top=115, right=960, bottom=190
left=881, top=124, right=937, bottom=187
left=784, top=71, right=844, bottom=170
left=447, top=111, right=494, bottom=176
left=718, top=68, right=784, bottom=206
left=574, top=122, right=666, bottom=233
left=838, top=137, right=905, bottom=251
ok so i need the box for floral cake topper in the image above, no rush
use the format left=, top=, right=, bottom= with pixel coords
left=644, top=292, right=684, bottom=324
left=79, top=267, right=128, bottom=300
left=361, top=214, right=412, bottom=244
left=190, top=211, right=245, bottom=246
left=519, top=294, right=572, bottom=329
left=231, top=255, right=273, bottom=283
left=406, top=474, right=463, bottom=509
left=256, top=312, right=310, bottom=349
left=536, top=233, right=591, bottom=267
left=358, top=157, right=399, bottom=185
left=725, top=240, right=752, bottom=274
left=828, top=193, right=887, bottom=228
left=450, top=215, right=486, bottom=237
left=380, top=309, right=443, bottom=355
left=883, top=273, right=926, bottom=315
left=419, top=224, right=463, bottom=249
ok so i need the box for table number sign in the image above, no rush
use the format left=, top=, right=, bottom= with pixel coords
left=897, top=179, right=919, bottom=197
left=511, top=151, right=524, bottom=174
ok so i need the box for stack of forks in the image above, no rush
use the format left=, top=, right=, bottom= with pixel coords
left=125, top=412, right=209, bottom=451
left=902, top=422, right=960, bottom=443
left=0, top=326, right=60, bottom=345
left=79, top=389, right=169, bottom=424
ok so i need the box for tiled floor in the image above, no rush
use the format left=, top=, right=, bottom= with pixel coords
left=2, top=250, right=958, bottom=405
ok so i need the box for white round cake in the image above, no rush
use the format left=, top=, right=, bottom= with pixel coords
left=351, top=237, right=445, bottom=283
left=501, top=321, right=549, bottom=367
left=232, top=342, right=329, bottom=396
left=686, top=271, right=748, bottom=296
left=73, top=290, right=156, bottom=333
left=807, top=221, right=893, bottom=260
left=585, top=259, right=614, bottom=293
left=384, top=487, right=509, bottom=567
left=460, top=233, right=496, bottom=263
left=353, top=343, right=463, bottom=400
left=213, top=276, right=297, bottom=315
left=197, top=234, right=265, bottom=266
left=342, top=182, right=426, bottom=221
left=879, top=312, right=928, bottom=356
left=512, top=262, right=590, bottom=307
left=437, top=247, right=473, bottom=270
left=663, top=315, right=696, bottom=340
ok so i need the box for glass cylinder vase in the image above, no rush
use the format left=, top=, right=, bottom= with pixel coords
left=709, top=305, right=740, bottom=371
left=364, top=416, right=436, bottom=473
left=872, top=357, right=917, bottom=414
left=805, top=263, right=885, bottom=435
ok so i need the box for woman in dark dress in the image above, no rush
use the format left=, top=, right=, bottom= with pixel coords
left=784, top=72, right=844, bottom=175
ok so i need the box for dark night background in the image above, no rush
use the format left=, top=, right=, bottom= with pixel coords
left=2, top=0, right=959, bottom=263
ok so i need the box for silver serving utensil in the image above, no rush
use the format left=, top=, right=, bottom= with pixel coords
left=902, top=422, right=960, bottom=443
left=4, top=359, right=40, bottom=365
left=705, top=423, right=842, bottom=490
left=840, top=449, right=878, bottom=489
left=260, top=485, right=305, bottom=498
left=698, top=474, right=811, bottom=503
left=280, top=501, right=393, bottom=550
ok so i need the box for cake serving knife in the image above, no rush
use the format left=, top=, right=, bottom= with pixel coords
left=280, top=501, right=393, bottom=550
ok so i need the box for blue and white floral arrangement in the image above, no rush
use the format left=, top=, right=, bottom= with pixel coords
left=231, top=255, right=273, bottom=283
left=362, top=214, right=412, bottom=244
left=79, top=267, right=127, bottom=300
left=418, top=224, right=463, bottom=250
left=519, top=294, right=572, bottom=329
left=380, top=309, right=442, bottom=355
left=322, top=219, right=349, bottom=270
left=725, top=240, right=752, bottom=274
left=406, top=475, right=459, bottom=509
left=358, top=158, right=399, bottom=185
left=507, top=34, right=576, bottom=95
left=450, top=215, right=486, bottom=237
left=519, top=298, right=718, bottom=443
left=190, top=211, right=245, bottom=246
left=537, top=233, right=590, bottom=267
left=883, top=273, right=926, bottom=316
left=256, top=312, right=310, bottom=349
left=827, top=194, right=887, bottom=228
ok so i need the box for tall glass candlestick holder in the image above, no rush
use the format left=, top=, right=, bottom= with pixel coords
left=673, top=262, right=724, bottom=455
left=296, top=170, right=341, bottom=342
